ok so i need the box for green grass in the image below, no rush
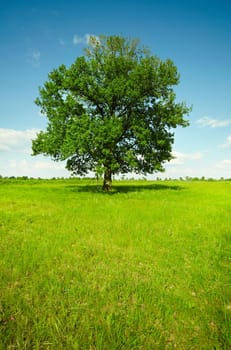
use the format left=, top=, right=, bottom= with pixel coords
left=0, top=178, right=230, bottom=349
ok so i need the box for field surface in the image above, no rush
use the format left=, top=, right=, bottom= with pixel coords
left=0, top=179, right=230, bottom=349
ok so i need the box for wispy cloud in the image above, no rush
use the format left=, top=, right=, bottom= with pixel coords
left=8, top=159, right=63, bottom=171
left=215, top=159, right=231, bottom=169
left=170, top=151, right=204, bottom=165
left=59, top=38, right=65, bottom=46
left=73, top=33, right=99, bottom=46
left=3, top=159, right=68, bottom=178
left=0, top=128, right=69, bottom=178
left=196, top=116, right=231, bottom=128
left=26, top=49, right=41, bottom=67
left=0, top=128, right=39, bottom=152
left=34, top=161, right=64, bottom=170
left=219, top=134, right=231, bottom=148
left=73, top=34, right=86, bottom=45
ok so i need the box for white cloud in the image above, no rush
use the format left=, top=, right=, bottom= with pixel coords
left=196, top=116, right=231, bottom=128
left=215, top=159, right=231, bottom=169
left=8, top=159, right=63, bottom=171
left=214, top=159, right=231, bottom=178
left=219, top=134, right=231, bottom=148
left=0, top=128, right=39, bottom=152
left=34, top=161, right=64, bottom=170
left=3, top=158, right=69, bottom=178
left=73, top=33, right=99, bottom=46
left=0, top=128, right=70, bottom=178
left=169, top=151, right=204, bottom=165
left=73, top=35, right=85, bottom=45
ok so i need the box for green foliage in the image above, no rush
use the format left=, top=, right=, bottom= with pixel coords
left=32, top=35, right=190, bottom=187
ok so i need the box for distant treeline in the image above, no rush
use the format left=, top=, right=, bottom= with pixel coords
left=0, top=175, right=230, bottom=182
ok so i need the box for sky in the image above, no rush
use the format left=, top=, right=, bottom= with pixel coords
left=0, top=0, right=231, bottom=179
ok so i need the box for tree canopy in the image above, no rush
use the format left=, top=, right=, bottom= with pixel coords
left=32, top=35, right=190, bottom=190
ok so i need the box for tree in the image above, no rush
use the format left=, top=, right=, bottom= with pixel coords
left=32, top=35, right=190, bottom=190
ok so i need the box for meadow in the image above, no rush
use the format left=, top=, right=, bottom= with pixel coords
left=0, top=178, right=230, bottom=349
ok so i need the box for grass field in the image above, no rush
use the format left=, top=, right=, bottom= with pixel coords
left=0, top=178, right=230, bottom=349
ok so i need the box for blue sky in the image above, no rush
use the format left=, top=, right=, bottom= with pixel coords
left=1, top=0, right=231, bottom=178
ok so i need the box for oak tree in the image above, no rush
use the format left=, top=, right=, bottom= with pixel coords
left=32, top=35, right=190, bottom=190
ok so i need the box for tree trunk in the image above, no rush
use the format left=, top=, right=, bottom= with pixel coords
left=103, top=168, right=112, bottom=191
